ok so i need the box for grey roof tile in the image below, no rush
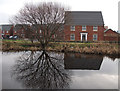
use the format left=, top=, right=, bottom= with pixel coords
left=1, top=25, right=13, bottom=31
left=66, top=11, right=104, bottom=26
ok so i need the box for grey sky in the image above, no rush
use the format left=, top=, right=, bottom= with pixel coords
left=0, top=0, right=119, bottom=31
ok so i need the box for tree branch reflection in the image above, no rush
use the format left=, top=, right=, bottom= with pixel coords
left=12, top=51, right=70, bottom=89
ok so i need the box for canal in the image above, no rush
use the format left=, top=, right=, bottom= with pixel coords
left=2, top=51, right=119, bottom=89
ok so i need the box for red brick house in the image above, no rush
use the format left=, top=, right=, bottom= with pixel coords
left=104, top=29, right=120, bottom=42
left=0, top=25, right=13, bottom=39
left=0, top=11, right=119, bottom=42
left=64, top=11, right=105, bottom=42
left=13, top=24, right=26, bottom=38
left=0, top=24, right=28, bottom=39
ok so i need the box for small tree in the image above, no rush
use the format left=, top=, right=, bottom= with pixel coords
left=11, top=2, right=70, bottom=50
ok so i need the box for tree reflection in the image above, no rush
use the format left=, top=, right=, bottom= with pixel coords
left=12, top=51, right=70, bottom=89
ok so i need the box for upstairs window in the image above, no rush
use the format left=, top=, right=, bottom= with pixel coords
left=93, top=26, right=98, bottom=31
left=93, top=34, right=97, bottom=41
left=70, top=34, right=75, bottom=40
left=82, top=25, right=86, bottom=31
left=6, top=31, right=8, bottom=33
left=70, top=26, right=75, bottom=31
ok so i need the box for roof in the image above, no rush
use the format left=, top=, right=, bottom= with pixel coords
left=1, top=25, right=13, bottom=31
left=104, top=29, right=110, bottom=32
left=104, top=29, right=119, bottom=34
left=13, top=24, right=30, bottom=31
left=64, top=53, right=103, bottom=70
left=66, top=11, right=104, bottom=26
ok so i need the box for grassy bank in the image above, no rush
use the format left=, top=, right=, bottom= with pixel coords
left=2, top=40, right=120, bottom=56
left=2, top=39, right=41, bottom=51
left=47, top=42, right=119, bottom=55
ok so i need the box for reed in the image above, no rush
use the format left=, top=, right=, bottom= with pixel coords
left=2, top=40, right=119, bottom=55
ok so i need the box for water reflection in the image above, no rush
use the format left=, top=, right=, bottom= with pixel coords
left=64, top=53, right=103, bottom=70
left=2, top=51, right=118, bottom=89
left=12, top=51, right=70, bottom=89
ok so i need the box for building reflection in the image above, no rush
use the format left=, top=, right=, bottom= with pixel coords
left=64, top=53, right=103, bottom=70
left=12, top=51, right=70, bottom=89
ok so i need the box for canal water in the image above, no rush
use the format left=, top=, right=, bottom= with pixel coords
left=2, top=51, right=119, bottom=89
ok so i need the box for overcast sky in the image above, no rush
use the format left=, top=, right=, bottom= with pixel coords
left=0, top=0, right=119, bottom=31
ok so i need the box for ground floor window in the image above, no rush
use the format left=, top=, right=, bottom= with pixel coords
left=70, top=34, right=75, bottom=40
left=93, top=34, right=97, bottom=41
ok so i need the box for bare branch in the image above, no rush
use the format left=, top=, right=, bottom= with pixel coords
left=11, top=2, right=70, bottom=50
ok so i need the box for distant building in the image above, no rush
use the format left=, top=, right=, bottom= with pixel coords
left=104, top=29, right=120, bottom=42
left=0, top=25, right=13, bottom=39
left=0, top=11, right=119, bottom=42
left=0, top=24, right=28, bottom=39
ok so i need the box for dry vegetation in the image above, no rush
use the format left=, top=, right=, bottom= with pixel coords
left=2, top=40, right=119, bottom=56
left=47, top=42, right=119, bottom=55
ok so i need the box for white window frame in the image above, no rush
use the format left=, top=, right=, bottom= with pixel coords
left=40, top=30, right=42, bottom=33
left=82, top=25, right=86, bottom=31
left=70, top=26, right=75, bottom=31
left=93, top=34, right=97, bottom=41
left=70, top=34, right=75, bottom=40
left=54, top=34, right=57, bottom=38
left=80, top=33, right=88, bottom=41
left=93, top=26, right=98, bottom=31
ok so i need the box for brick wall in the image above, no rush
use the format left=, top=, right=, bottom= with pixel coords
left=104, top=29, right=119, bottom=42
left=64, top=25, right=105, bottom=41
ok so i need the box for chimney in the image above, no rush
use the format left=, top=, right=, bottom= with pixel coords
left=104, top=26, right=108, bottom=29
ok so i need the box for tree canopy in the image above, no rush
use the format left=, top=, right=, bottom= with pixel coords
left=11, top=2, right=70, bottom=50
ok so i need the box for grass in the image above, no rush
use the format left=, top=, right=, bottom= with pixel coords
left=1, top=39, right=119, bottom=56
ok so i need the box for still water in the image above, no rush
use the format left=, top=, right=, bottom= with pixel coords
left=2, top=51, right=119, bottom=89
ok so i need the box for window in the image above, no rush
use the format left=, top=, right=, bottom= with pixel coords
left=70, top=26, right=75, bottom=31
left=6, top=31, right=8, bottom=33
left=93, top=26, right=98, bottom=31
left=93, top=34, right=97, bottom=41
left=40, top=30, right=42, bottom=33
left=82, top=25, right=86, bottom=31
left=21, top=34, right=24, bottom=37
left=70, top=34, right=75, bottom=40
left=15, top=31, right=16, bottom=33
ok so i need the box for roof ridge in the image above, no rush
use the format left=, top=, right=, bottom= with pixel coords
left=66, top=11, right=101, bottom=13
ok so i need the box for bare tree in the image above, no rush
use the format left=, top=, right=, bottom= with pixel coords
left=12, top=51, right=71, bottom=89
left=11, top=2, right=70, bottom=50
